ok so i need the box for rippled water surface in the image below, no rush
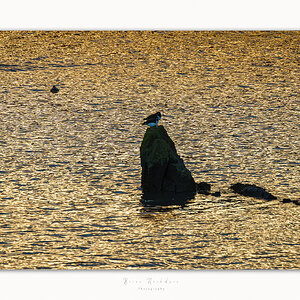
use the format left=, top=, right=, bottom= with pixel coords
left=0, top=31, right=299, bottom=269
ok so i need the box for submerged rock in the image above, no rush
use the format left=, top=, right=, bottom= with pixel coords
left=283, top=198, right=300, bottom=205
left=196, top=182, right=221, bottom=197
left=211, top=191, right=221, bottom=197
left=282, top=198, right=292, bottom=203
left=140, top=125, right=196, bottom=193
left=197, top=182, right=211, bottom=195
left=230, top=183, right=277, bottom=200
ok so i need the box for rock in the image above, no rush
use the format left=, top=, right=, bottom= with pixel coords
left=140, top=125, right=196, bottom=193
left=211, top=191, right=221, bottom=197
left=230, top=183, right=277, bottom=200
left=141, top=191, right=195, bottom=207
left=282, top=198, right=292, bottom=203
left=197, top=182, right=211, bottom=195
left=283, top=199, right=299, bottom=205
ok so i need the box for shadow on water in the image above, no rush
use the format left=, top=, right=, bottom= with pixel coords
left=141, top=191, right=196, bottom=208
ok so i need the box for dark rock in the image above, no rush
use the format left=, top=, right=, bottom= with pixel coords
left=230, top=183, right=277, bottom=200
left=282, top=198, right=292, bottom=203
left=140, top=125, right=196, bottom=193
left=141, top=191, right=195, bottom=207
left=197, top=182, right=211, bottom=195
left=283, top=199, right=300, bottom=205
left=211, top=191, right=221, bottom=197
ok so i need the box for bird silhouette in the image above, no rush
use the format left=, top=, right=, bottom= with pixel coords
left=50, top=85, right=59, bottom=93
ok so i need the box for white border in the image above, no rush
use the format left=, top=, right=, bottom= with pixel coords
left=0, top=1, right=299, bottom=299
left=0, top=270, right=299, bottom=299
left=1, top=0, right=299, bottom=29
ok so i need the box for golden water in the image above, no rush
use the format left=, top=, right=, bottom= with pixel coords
left=0, top=31, right=299, bottom=269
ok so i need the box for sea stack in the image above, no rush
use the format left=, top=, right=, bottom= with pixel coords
left=140, top=125, right=196, bottom=193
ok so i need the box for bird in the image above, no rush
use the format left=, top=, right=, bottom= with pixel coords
left=142, top=112, right=161, bottom=127
left=50, top=85, right=59, bottom=93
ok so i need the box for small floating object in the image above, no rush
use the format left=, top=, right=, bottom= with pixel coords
left=50, top=85, right=59, bottom=93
